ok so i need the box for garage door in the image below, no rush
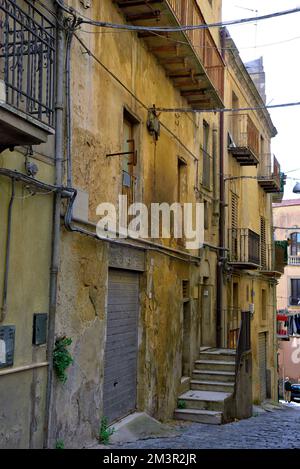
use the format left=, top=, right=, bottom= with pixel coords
left=259, top=332, right=267, bottom=402
left=103, top=269, right=139, bottom=424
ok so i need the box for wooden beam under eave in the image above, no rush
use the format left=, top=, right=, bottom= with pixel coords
left=190, top=101, right=211, bottom=108
left=126, top=10, right=161, bottom=21
left=148, top=44, right=183, bottom=55
left=116, top=0, right=164, bottom=7
left=181, top=90, right=206, bottom=97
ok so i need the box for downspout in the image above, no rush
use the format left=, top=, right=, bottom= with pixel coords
left=44, top=8, right=65, bottom=449
left=0, top=179, right=15, bottom=322
left=216, top=28, right=226, bottom=348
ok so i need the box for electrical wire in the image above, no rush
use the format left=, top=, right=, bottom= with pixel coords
left=151, top=102, right=300, bottom=113
left=54, top=1, right=300, bottom=32
left=78, top=27, right=300, bottom=52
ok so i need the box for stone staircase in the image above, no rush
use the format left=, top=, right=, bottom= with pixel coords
left=174, top=347, right=236, bottom=425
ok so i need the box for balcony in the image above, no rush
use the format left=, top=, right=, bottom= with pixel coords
left=113, top=0, right=224, bottom=109
left=260, top=241, right=287, bottom=278
left=227, top=114, right=260, bottom=166
left=0, top=0, right=55, bottom=152
left=258, top=155, right=281, bottom=193
left=228, top=228, right=260, bottom=269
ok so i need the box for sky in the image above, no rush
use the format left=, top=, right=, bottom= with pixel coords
left=222, top=0, right=300, bottom=200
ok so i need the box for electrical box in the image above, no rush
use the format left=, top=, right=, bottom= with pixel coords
left=33, top=313, right=48, bottom=346
left=0, top=326, right=15, bottom=369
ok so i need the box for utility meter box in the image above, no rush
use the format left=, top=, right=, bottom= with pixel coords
left=33, top=313, right=48, bottom=345
left=0, top=326, right=15, bottom=369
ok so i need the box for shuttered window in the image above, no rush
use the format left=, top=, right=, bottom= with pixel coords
left=260, top=217, right=267, bottom=268
left=231, top=193, right=238, bottom=260
left=202, top=121, right=211, bottom=189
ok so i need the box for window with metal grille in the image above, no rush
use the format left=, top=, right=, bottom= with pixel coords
left=290, top=279, right=300, bottom=306
left=260, top=217, right=267, bottom=268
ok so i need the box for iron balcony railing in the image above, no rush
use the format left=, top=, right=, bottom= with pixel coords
left=288, top=255, right=300, bottom=266
left=228, top=228, right=260, bottom=266
left=168, top=0, right=224, bottom=100
left=258, top=154, right=281, bottom=192
left=227, top=113, right=260, bottom=159
left=0, top=0, right=56, bottom=127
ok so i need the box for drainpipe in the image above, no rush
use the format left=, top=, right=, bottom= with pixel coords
left=216, top=28, right=226, bottom=348
left=44, top=9, right=65, bottom=449
left=0, top=179, right=15, bottom=322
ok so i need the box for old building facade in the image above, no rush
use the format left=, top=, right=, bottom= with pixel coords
left=0, top=0, right=284, bottom=449
left=221, top=30, right=284, bottom=403
left=273, top=200, right=300, bottom=392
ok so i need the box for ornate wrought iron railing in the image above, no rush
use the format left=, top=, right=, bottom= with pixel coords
left=0, top=0, right=56, bottom=127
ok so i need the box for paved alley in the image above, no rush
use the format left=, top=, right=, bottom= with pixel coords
left=110, top=403, right=300, bottom=449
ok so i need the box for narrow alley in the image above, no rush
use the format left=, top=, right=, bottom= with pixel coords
left=109, top=403, right=300, bottom=449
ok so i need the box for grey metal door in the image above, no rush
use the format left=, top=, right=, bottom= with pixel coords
left=259, top=332, right=267, bottom=401
left=103, top=269, right=139, bottom=424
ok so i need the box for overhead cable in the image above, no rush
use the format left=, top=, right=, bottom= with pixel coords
left=55, top=1, right=300, bottom=33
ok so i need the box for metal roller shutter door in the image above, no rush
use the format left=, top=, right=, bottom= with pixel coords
left=103, top=269, right=139, bottom=424
left=259, top=332, right=267, bottom=402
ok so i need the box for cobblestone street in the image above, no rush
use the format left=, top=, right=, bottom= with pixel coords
left=111, top=403, right=300, bottom=449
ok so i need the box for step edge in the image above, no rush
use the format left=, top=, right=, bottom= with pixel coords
left=174, top=409, right=223, bottom=415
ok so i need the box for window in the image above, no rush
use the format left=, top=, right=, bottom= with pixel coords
left=260, top=217, right=267, bottom=268
left=177, top=157, right=187, bottom=203
left=122, top=115, right=137, bottom=206
left=290, top=279, right=300, bottom=305
left=177, top=158, right=187, bottom=245
left=231, top=92, right=239, bottom=143
left=290, top=233, right=300, bottom=256
left=202, top=121, right=210, bottom=188
left=231, top=193, right=238, bottom=260
left=261, top=289, right=267, bottom=321
left=204, top=200, right=209, bottom=230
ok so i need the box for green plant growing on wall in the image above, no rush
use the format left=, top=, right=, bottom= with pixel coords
left=53, top=336, right=73, bottom=383
left=178, top=400, right=186, bottom=409
left=55, top=439, right=65, bottom=449
left=99, top=417, right=115, bottom=445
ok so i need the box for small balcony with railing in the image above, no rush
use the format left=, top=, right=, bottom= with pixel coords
left=113, top=0, right=224, bottom=109
left=227, top=114, right=260, bottom=166
left=258, top=154, right=282, bottom=193
left=260, top=241, right=287, bottom=278
left=228, top=228, right=260, bottom=269
left=0, top=0, right=55, bottom=152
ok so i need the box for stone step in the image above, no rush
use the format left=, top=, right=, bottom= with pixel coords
left=194, top=360, right=235, bottom=371
left=178, top=390, right=230, bottom=412
left=199, top=348, right=236, bottom=363
left=190, top=379, right=235, bottom=393
left=174, top=408, right=223, bottom=425
left=192, top=369, right=235, bottom=383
